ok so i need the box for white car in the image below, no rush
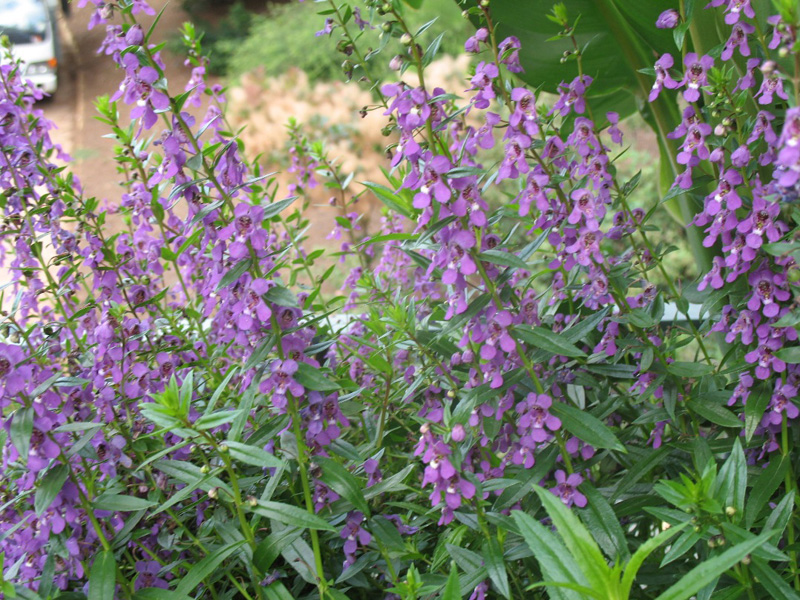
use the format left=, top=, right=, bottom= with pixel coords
left=0, top=0, right=59, bottom=95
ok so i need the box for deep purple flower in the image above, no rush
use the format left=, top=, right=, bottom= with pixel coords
left=465, top=27, right=489, bottom=53
left=650, top=54, right=679, bottom=102
left=498, top=36, right=524, bottom=73
left=721, top=21, right=754, bottom=60
left=550, top=75, right=593, bottom=116
left=755, top=69, right=789, bottom=105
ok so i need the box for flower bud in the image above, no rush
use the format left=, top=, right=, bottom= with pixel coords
left=218, top=443, right=228, bottom=453
left=400, top=33, right=413, bottom=46
left=714, top=124, right=727, bottom=136
left=451, top=424, right=466, bottom=442
left=725, top=506, right=736, bottom=517
left=247, top=495, right=258, bottom=507
left=656, top=9, right=680, bottom=29
left=200, top=464, right=210, bottom=474
left=761, top=60, right=777, bottom=74
left=382, top=21, right=393, bottom=33
left=208, top=487, right=218, bottom=500
left=779, top=47, right=789, bottom=58
left=742, top=554, right=751, bottom=565
left=389, top=55, right=403, bottom=71
left=480, top=0, right=490, bottom=7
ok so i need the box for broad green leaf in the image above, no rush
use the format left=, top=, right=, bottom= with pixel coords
left=611, top=445, right=671, bottom=500
left=667, top=362, right=715, bottom=377
left=175, top=540, right=247, bottom=595
left=264, top=285, right=299, bottom=308
left=550, top=403, right=626, bottom=453
left=774, top=347, right=800, bottom=364
left=619, top=523, right=686, bottom=598
left=478, top=250, right=528, bottom=271
left=262, top=196, right=297, bottom=220
left=653, top=532, right=772, bottom=600
left=749, top=558, right=800, bottom=600
left=579, top=485, right=630, bottom=562
left=714, top=439, right=746, bottom=518
left=764, top=493, right=795, bottom=543
left=34, top=465, right=69, bottom=515
left=531, top=486, right=612, bottom=596
left=264, top=582, right=296, bottom=600
left=294, top=362, right=340, bottom=392
left=744, top=387, right=770, bottom=442
left=660, top=530, right=701, bottom=567
left=92, top=494, right=156, bottom=512
left=194, top=409, right=241, bottom=431
left=253, top=528, right=302, bottom=573
left=316, top=457, right=369, bottom=515
left=134, top=589, right=192, bottom=600
left=441, top=561, right=461, bottom=600
left=746, top=456, right=789, bottom=528
left=10, top=407, right=33, bottom=464
left=512, top=510, right=588, bottom=600
left=252, top=501, right=335, bottom=531
left=482, top=538, right=510, bottom=599
left=216, top=258, right=252, bottom=291
left=225, top=441, right=285, bottom=470
left=513, top=325, right=586, bottom=358
left=88, top=551, right=116, bottom=600
left=687, top=399, right=743, bottom=429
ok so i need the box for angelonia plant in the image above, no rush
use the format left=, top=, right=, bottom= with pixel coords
left=1, top=0, right=800, bottom=598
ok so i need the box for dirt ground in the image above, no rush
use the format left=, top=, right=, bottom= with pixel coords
left=44, top=1, right=200, bottom=203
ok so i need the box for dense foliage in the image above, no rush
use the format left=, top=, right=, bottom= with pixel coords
left=1, top=0, right=800, bottom=599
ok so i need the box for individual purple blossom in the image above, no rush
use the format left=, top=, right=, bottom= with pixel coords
left=0, top=343, right=31, bottom=396
left=721, top=21, right=755, bottom=60
left=352, top=7, right=371, bottom=30
left=412, top=154, right=452, bottom=209
left=736, top=195, right=783, bottom=250
left=676, top=122, right=712, bottom=165
left=707, top=0, right=755, bottom=24
left=315, top=18, right=334, bottom=37
left=776, top=108, right=800, bottom=187
left=550, top=470, right=587, bottom=507
left=498, top=36, right=524, bottom=73
left=550, top=75, right=593, bottom=116
left=755, top=69, right=789, bottom=105
left=650, top=54, right=679, bottom=102
left=706, top=169, right=743, bottom=215
left=509, top=87, right=539, bottom=136
left=134, top=560, right=169, bottom=590
left=440, top=228, right=477, bottom=284
left=745, top=344, right=786, bottom=380
left=497, top=134, right=531, bottom=180
left=465, top=27, right=489, bottom=53
left=746, top=268, right=790, bottom=318
left=340, top=511, right=371, bottom=570
left=679, top=53, right=714, bottom=103
left=564, top=227, right=604, bottom=267
left=606, top=112, right=623, bottom=144
left=656, top=9, right=680, bottom=29
left=735, top=58, right=761, bottom=91
left=469, top=61, right=499, bottom=109
left=764, top=383, right=799, bottom=425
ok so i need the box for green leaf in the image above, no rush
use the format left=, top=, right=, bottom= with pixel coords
left=744, top=387, right=770, bottom=443
left=252, top=501, right=335, bottom=531
left=746, top=457, right=789, bottom=528
left=482, top=538, right=510, bottom=599
left=441, top=561, right=461, bottom=600
left=620, top=524, right=686, bottom=598
left=531, top=486, right=612, bottom=596
left=262, top=196, right=297, bottom=220
left=775, top=346, right=800, bottom=364
left=264, top=285, right=299, bottom=308
left=194, top=409, right=241, bottom=431
left=88, top=551, right=116, bottom=600
left=34, top=465, right=69, bottom=516
left=512, top=510, right=589, bottom=600
left=134, top=589, right=192, bottom=600
left=224, top=441, right=285, bottom=470
left=612, top=445, right=671, bottom=500
left=579, top=485, right=630, bottom=562
left=478, top=250, right=528, bottom=270
left=253, top=529, right=302, bottom=573
left=687, top=399, right=743, bottom=429
left=294, top=362, right=340, bottom=392
left=92, top=494, right=156, bottom=512
left=667, top=362, right=715, bottom=377
left=216, top=258, right=251, bottom=291
left=174, top=541, right=248, bottom=595
left=264, top=582, right=296, bottom=600
left=10, top=407, right=33, bottom=464
left=714, top=439, right=746, bottom=518
left=550, top=403, right=626, bottom=453
left=653, top=531, right=772, bottom=600
left=749, top=558, right=800, bottom=600
left=513, top=325, right=587, bottom=358
left=316, top=457, right=369, bottom=515
left=362, top=181, right=412, bottom=218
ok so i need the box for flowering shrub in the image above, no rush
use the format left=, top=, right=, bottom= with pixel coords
left=1, top=0, right=800, bottom=599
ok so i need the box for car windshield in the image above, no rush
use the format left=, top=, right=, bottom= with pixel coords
left=0, top=0, right=48, bottom=45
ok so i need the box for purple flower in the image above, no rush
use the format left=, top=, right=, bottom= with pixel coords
left=755, top=69, right=789, bottom=105
left=340, top=511, right=371, bottom=570
left=550, top=75, right=593, bottom=117
left=498, top=36, right=524, bottom=73
left=551, top=470, right=587, bottom=508
left=656, top=9, right=680, bottom=29
left=315, top=18, right=334, bottom=37
left=509, top=88, right=539, bottom=137
left=746, top=269, right=790, bottom=318
left=679, top=53, right=714, bottom=103
left=469, top=61, right=499, bottom=109
left=706, top=0, right=755, bottom=24
left=764, top=383, right=799, bottom=425
left=721, top=21, right=755, bottom=60
left=650, top=54, right=679, bottom=102
left=465, top=27, right=490, bottom=53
